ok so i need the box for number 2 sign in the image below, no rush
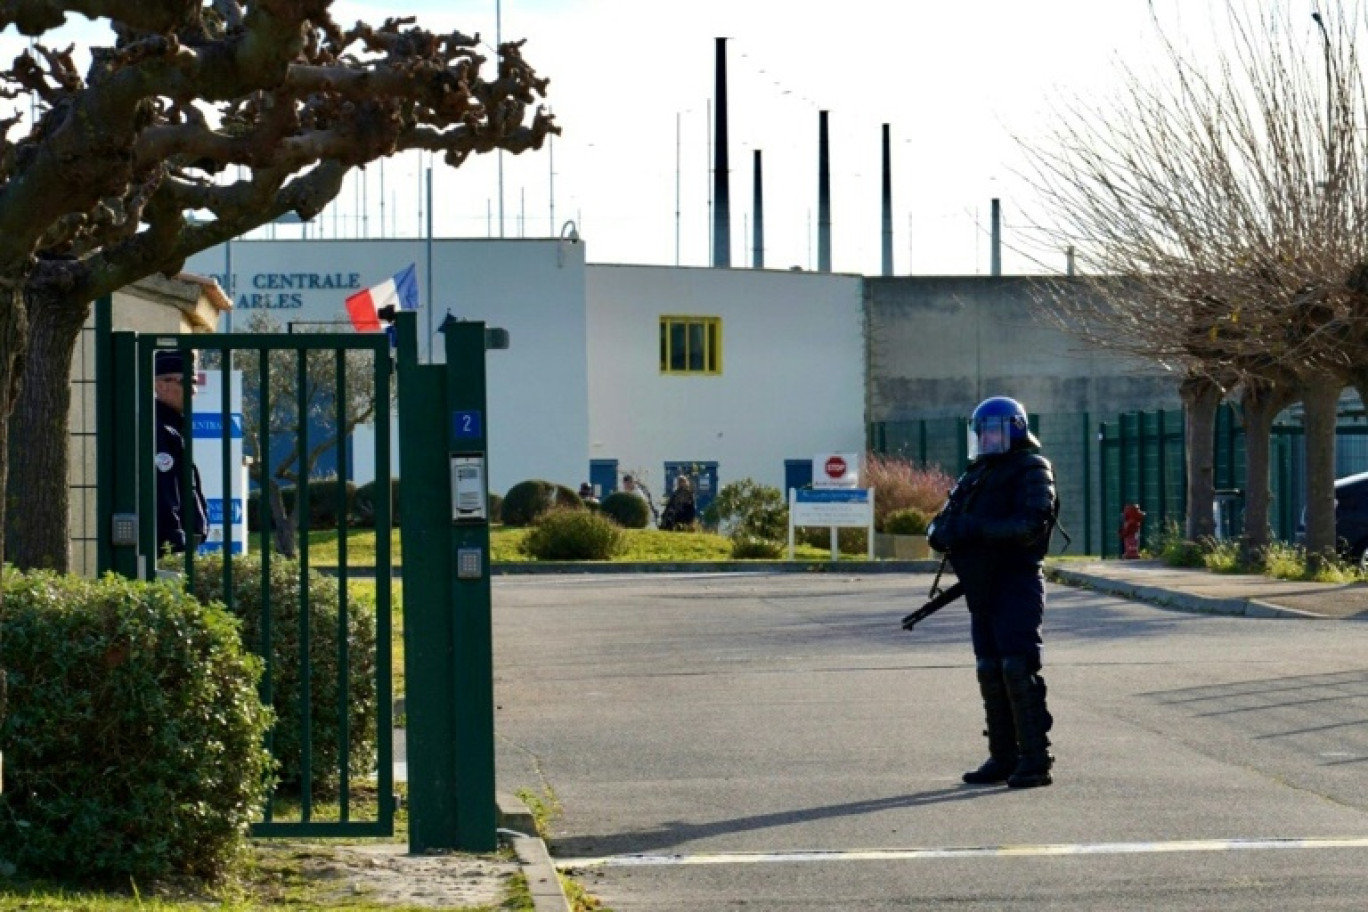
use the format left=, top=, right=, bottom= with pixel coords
left=452, top=410, right=483, bottom=440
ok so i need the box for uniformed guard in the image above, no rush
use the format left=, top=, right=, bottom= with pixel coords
left=927, top=396, right=1058, bottom=789
left=153, top=349, right=208, bottom=555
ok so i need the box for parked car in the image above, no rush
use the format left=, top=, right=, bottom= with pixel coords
left=1298, top=471, right=1368, bottom=568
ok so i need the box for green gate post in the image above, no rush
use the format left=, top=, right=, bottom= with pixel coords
left=443, top=317, right=498, bottom=852
left=397, top=311, right=498, bottom=852
left=96, top=294, right=141, bottom=580
left=1081, top=412, right=1091, bottom=555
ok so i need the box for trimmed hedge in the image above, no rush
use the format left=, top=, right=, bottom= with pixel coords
left=354, top=476, right=402, bottom=527
left=189, top=553, right=377, bottom=796
left=247, top=477, right=358, bottom=532
left=501, top=480, right=584, bottom=527
left=599, top=491, right=650, bottom=529
left=884, top=507, right=931, bottom=535
left=0, top=570, right=273, bottom=881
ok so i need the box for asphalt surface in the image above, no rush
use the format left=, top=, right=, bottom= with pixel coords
left=492, top=566, right=1368, bottom=911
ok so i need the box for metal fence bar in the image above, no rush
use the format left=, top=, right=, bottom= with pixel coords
left=296, top=348, right=313, bottom=823
left=335, top=350, right=350, bottom=822
left=258, top=346, right=275, bottom=825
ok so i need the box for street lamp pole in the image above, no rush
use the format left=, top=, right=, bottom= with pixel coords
left=1313, top=11, right=1333, bottom=174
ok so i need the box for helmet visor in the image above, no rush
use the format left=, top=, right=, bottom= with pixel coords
left=970, top=415, right=1013, bottom=459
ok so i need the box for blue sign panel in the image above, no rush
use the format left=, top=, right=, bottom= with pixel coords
left=207, top=498, right=245, bottom=525
left=796, top=488, right=869, bottom=504
left=192, top=414, right=245, bottom=439
left=452, top=409, right=483, bottom=439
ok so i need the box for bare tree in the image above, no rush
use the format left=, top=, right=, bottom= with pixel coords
left=0, top=2, right=556, bottom=571
left=1023, top=0, right=1368, bottom=566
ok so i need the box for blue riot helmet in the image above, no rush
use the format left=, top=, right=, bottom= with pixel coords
left=969, top=396, right=1029, bottom=459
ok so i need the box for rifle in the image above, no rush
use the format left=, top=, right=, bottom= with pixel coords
left=900, top=555, right=965, bottom=631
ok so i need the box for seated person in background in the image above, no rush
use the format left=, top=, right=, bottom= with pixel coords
left=659, top=475, right=697, bottom=531
left=578, top=482, right=600, bottom=506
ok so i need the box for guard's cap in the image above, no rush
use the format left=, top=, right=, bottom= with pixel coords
left=154, top=350, right=193, bottom=377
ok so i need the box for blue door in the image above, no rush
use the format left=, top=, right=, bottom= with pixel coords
left=589, top=459, right=618, bottom=499
left=664, top=461, right=718, bottom=525
left=784, top=459, right=813, bottom=495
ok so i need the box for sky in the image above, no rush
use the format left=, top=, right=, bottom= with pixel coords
left=0, top=1, right=1337, bottom=276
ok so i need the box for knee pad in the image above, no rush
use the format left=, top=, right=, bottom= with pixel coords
left=975, top=656, right=1004, bottom=682
left=1002, top=655, right=1041, bottom=679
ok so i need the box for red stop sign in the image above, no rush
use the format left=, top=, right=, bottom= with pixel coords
left=825, top=456, right=847, bottom=479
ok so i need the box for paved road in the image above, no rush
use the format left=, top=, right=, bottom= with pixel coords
left=493, top=572, right=1368, bottom=910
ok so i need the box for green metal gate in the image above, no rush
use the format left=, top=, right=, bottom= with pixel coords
left=96, top=301, right=395, bottom=837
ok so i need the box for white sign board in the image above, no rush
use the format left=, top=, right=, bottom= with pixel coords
left=192, top=369, right=249, bottom=555
left=813, top=451, right=860, bottom=489
left=788, top=487, right=876, bottom=561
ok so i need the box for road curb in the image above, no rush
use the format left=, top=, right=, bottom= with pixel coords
left=492, top=559, right=941, bottom=575
left=1045, top=566, right=1324, bottom=619
left=497, top=793, right=570, bottom=912
left=323, top=559, right=943, bottom=579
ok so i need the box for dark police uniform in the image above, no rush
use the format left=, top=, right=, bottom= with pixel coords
left=154, top=376, right=208, bottom=555
left=929, top=431, right=1058, bottom=788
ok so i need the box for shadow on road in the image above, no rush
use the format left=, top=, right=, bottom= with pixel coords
left=551, top=785, right=1008, bottom=858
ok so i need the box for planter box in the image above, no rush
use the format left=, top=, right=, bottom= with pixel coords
left=874, top=532, right=930, bottom=560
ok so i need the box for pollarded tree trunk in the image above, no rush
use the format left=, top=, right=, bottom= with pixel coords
left=0, top=274, right=29, bottom=726
left=1181, top=374, right=1222, bottom=541
left=269, top=478, right=297, bottom=558
left=1301, top=375, right=1343, bottom=571
left=6, top=294, right=89, bottom=571
left=1238, top=379, right=1299, bottom=562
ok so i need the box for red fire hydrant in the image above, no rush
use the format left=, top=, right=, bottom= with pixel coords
left=1119, top=503, right=1146, bottom=559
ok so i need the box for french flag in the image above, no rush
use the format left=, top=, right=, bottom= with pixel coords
left=346, top=263, right=419, bottom=332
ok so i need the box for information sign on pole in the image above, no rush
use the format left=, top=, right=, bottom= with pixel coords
left=788, top=487, right=876, bottom=561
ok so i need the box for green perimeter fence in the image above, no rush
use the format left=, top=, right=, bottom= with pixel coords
left=871, top=405, right=1368, bottom=558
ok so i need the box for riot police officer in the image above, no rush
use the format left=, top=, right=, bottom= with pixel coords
left=928, top=396, right=1057, bottom=789
left=153, top=349, right=208, bottom=555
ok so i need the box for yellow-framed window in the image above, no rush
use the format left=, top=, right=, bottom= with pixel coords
left=659, top=316, right=722, bottom=375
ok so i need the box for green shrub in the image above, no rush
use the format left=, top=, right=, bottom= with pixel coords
left=353, top=476, right=401, bottom=527
left=884, top=507, right=931, bottom=535
left=1155, top=520, right=1206, bottom=567
left=706, top=479, right=788, bottom=541
left=797, top=526, right=869, bottom=554
left=0, top=570, right=273, bottom=882
left=599, top=491, right=651, bottom=529
left=188, top=553, right=377, bottom=796
left=501, top=480, right=585, bottom=527
left=1203, top=538, right=1242, bottom=573
left=521, top=509, right=626, bottom=560
left=731, top=536, right=783, bottom=559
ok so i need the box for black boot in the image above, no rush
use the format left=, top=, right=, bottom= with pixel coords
left=1002, top=656, right=1054, bottom=789
left=963, top=657, right=1018, bottom=785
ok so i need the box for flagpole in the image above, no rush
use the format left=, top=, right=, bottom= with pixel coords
left=426, top=165, right=434, bottom=362
left=496, top=0, right=504, bottom=239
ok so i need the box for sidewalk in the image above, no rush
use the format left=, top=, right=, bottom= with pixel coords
left=1046, top=558, right=1368, bottom=620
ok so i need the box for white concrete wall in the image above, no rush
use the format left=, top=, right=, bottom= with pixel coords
left=186, top=238, right=590, bottom=495
left=585, top=265, right=866, bottom=494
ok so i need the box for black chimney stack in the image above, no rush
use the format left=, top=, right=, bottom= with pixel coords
left=881, top=123, right=893, bottom=276
left=818, top=110, right=831, bottom=272
left=752, top=150, right=764, bottom=268
left=712, top=38, right=731, bottom=267
left=991, top=197, right=1001, bottom=276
